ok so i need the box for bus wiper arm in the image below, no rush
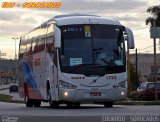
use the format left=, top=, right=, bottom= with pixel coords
left=105, top=66, right=121, bottom=72
left=93, top=48, right=103, bottom=52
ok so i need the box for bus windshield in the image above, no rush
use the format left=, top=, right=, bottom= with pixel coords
left=59, top=24, right=126, bottom=76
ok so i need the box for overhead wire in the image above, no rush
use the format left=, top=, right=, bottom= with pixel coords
left=117, top=0, right=160, bottom=20
left=130, top=43, right=160, bottom=53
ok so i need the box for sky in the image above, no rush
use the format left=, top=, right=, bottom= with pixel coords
left=0, top=0, right=160, bottom=59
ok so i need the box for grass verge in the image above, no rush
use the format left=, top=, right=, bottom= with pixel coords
left=0, top=94, right=24, bottom=104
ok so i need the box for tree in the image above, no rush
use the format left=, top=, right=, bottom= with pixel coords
left=130, top=63, right=142, bottom=91
left=146, top=5, right=160, bottom=27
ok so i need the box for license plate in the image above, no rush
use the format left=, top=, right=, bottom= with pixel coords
left=90, top=92, right=101, bottom=96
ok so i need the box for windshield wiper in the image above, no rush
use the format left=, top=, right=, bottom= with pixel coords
left=104, top=66, right=124, bottom=72
left=70, top=64, right=94, bottom=73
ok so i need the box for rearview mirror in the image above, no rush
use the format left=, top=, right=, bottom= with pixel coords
left=125, top=27, right=135, bottom=49
left=54, top=27, right=61, bottom=48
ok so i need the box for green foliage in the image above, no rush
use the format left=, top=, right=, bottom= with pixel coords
left=129, top=91, right=139, bottom=101
left=130, top=63, right=142, bottom=91
left=146, top=5, right=160, bottom=27
left=0, top=94, right=12, bottom=102
left=0, top=94, right=23, bottom=103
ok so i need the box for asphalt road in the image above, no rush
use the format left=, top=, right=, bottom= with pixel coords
left=0, top=88, right=160, bottom=122
left=0, top=102, right=160, bottom=122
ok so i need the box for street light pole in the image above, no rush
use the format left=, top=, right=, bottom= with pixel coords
left=12, top=38, right=19, bottom=82
left=12, top=38, right=19, bottom=60
left=135, top=48, right=138, bottom=83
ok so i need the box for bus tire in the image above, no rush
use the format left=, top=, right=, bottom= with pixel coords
left=24, top=88, right=33, bottom=107
left=73, top=102, right=81, bottom=108
left=34, top=100, right=41, bottom=107
left=66, top=102, right=73, bottom=108
left=47, top=85, right=59, bottom=108
left=50, top=101, right=59, bottom=108
left=104, top=102, right=113, bottom=108
left=47, top=85, right=53, bottom=107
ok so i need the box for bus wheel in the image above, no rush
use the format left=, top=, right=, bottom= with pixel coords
left=104, top=102, right=113, bottom=108
left=24, top=89, right=33, bottom=107
left=73, top=102, right=81, bottom=108
left=66, top=102, right=73, bottom=108
left=47, top=89, right=52, bottom=107
left=47, top=88, right=59, bottom=108
left=34, top=100, right=41, bottom=107
left=50, top=101, right=59, bottom=108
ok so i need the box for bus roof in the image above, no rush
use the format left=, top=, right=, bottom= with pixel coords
left=21, top=14, right=122, bottom=39
left=51, top=13, right=121, bottom=26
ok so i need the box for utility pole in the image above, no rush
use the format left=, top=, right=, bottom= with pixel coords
left=12, top=38, right=19, bottom=82
left=153, top=21, right=158, bottom=101
left=135, top=48, right=138, bottom=83
left=12, top=38, right=19, bottom=60
left=127, top=48, right=131, bottom=93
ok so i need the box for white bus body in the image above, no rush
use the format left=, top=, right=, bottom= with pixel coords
left=18, top=14, right=134, bottom=108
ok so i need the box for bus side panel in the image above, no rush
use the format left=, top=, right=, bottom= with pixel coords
left=32, top=51, right=47, bottom=100
left=53, top=50, right=60, bottom=101
left=45, top=53, right=57, bottom=101
left=19, top=58, right=43, bottom=100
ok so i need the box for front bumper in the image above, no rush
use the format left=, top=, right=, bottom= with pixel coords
left=59, top=88, right=127, bottom=102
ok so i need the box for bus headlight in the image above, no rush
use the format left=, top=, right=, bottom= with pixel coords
left=59, top=81, right=77, bottom=89
left=113, top=81, right=127, bottom=89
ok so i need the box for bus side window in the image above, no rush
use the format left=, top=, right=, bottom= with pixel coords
left=46, top=23, right=55, bottom=54
left=19, top=44, right=26, bottom=59
left=32, top=41, right=36, bottom=54
left=38, top=38, right=45, bottom=52
left=26, top=43, right=31, bottom=56
left=33, top=39, right=39, bottom=53
left=19, top=44, right=22, bottom=59
left=46, top=36, right=54, bottom=54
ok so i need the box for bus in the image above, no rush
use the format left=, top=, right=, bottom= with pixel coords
left=18, top=14, right=134, bottom=108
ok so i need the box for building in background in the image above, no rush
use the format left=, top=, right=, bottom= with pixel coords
left=130, top=53, right=160, bottom=82
left=0, top=59, right=18, bottom=84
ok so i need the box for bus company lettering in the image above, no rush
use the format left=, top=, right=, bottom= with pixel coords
left=106, top=76, right=116, bottom=80
left=34, top=58, right=41, bottom=66
left=71, top=77, right=85, bottom=80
